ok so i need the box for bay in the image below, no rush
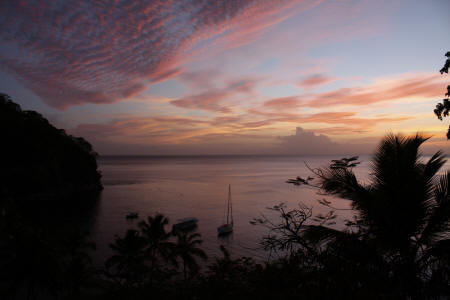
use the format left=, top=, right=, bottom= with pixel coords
left=88, top=155, right=448, bottom=264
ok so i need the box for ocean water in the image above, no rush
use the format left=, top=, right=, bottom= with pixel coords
left=88, top=155, right=449, bottom=263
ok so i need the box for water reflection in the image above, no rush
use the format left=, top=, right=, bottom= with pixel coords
left=88, top=155, right=450, bottom=265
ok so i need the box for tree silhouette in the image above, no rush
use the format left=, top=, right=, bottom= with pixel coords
left=105, top=229, right=148, bottom=289
left=434, top=51, right=450, bottom=139
left=283, top=134, right=450, bottom=298
left=0, top=226, right=62, bottom=299
left=138, top=214, right=176, bottom=283
left=174, top=231, right=207, bottom=281
left=58, top=231, right=97, bottom=298
left=204, top=245, right=261, bottom=298
left=0, top=93, right=102, bottom=207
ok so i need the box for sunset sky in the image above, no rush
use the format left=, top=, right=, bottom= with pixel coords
left=1, top=0, right=449, bottom=155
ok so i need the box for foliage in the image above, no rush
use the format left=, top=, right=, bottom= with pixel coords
left=0, top=93, right=102, bottom=205
left=278, top=133, right=450, bottom=298
left=0, top=94, right=104, bottom=299
left=250, top=203, right=316, bottom=256
left=105, top=229, right=148, bottom=289
left=0, top=216, right=96, bottom=299
left=434, top=51, right=450, bottom=138
left=204, top=245, right=261, bottom=297
left=174, top=231, right=207, bottom=281
left=138, top=214, right=177, bottom=280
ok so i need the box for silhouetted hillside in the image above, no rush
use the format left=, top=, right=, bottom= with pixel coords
left=0, top=93, right=102, bottom=203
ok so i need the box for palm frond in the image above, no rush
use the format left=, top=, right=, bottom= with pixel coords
left=366, top=134, right=443, bottom=244
left=434, top=171, right=450, bottom=205
left=318, top=167, right=373, bottom=225
left=419, top=172, right=450, bottom=246
left=423, top=151, right=447, bottom=184
left=371, top=134, right=428, bottom=188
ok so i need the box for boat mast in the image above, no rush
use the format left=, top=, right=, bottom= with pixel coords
left=228, top=184, right=233, bottom=225
left=226, top=184, right=229, bottom=224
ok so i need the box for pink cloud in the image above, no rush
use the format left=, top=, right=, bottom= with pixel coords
left=263, top=96, right=301, bottom=110
left=305, top=126, right=370, bottom=135
left=170, top=89, right=233, bottom=113
left=258, top=73, right=446, bottom=112
left=246, top=109, right=412, bottom=129
left=298, top=74, right=337, bottom=89
left=74, top=115, right=208, bottom=145
left=178, top=69, right=223, bottom=90
left=307, top=73, right=445, bottom=107
left=171, top=76, right=261, bottom=112
left=0, top=0, right=318, bottom=109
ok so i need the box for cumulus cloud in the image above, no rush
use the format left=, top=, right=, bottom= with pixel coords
left=278, top=127, right=340, bottom=154
left=276, top=127, right=393, bottom=155
left=0, top=0, right=317, bottom=109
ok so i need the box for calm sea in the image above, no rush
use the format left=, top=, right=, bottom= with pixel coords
left=88, top=155, right=448, bottom=264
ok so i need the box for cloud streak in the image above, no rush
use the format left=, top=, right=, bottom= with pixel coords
left=298, top=74, right=337, bottom=89
left=171, top=76, right=261, bottom=112
left=0, top=0, right=317, bottom=109
left=306, top=73, right=445, bottom=108
left=261, top=73, right=446, bottom=111
left=71, top=109, right=412, bottom=155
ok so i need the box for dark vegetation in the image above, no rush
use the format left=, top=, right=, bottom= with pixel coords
left=0, top=93, right=102, bottom=201
left=434, top=51, right=450, bottom=138
left=0, top=94, right=102, bottom=299
left=1, top=95, right=449, bottom=299
left=280, top=134, right=450, bottom=298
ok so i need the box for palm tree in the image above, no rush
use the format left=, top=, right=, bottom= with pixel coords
left=174, top=231, right=207, bottom=281
left=299, top=134, right=450, bottom=298
left=138, top=214, right=173, bottom=260
left=105, top=229, right=147, bottom=289
left=137, top=214, right=176, bottom=282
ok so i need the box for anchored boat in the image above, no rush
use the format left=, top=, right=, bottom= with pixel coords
left=173, top=217, right=198, bottom=231
left=218, top=184, right=233, bottom=235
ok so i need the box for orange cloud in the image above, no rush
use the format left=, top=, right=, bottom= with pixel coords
left=245, top=109, right=412, bottom=132
left=171, top=76, right=261, bottom=112
left=263, top=96, right=301, bottom=110
left=171, top=90, right=233, bottom=113
left=306, top=73, right=445, bottom=107
left=261, top=72, right=445, bottom=112
left=298, top=74, right=337, bottom=89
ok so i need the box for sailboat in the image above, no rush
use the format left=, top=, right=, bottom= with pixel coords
left=217, top=184, right=233, bottom=235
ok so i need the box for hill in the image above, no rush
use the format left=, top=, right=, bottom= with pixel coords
left=0, top=93, right=102, bottom=204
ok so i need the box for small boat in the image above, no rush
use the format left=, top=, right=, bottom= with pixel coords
left=173, top=217, right=198, bottom=231
left=125, top=212, right=139, bottom=219
left=218, top=184, right=233, bottom=235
